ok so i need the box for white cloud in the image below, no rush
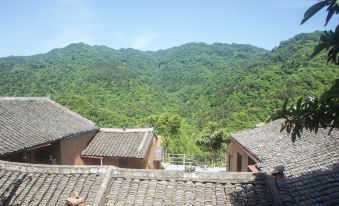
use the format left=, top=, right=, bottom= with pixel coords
left=130, top=32, right=158, bottom=50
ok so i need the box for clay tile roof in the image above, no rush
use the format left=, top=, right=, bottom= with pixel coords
left=104, top=169, right=273, bottom=205
left=0, top=160, right=275, bottom=205
left=231, top=119, right=339, bottom=205
left=82, top=128, right=155, bottom=159
left=0, top=97, right=98, bottom=156
left=0, top=160, right=110, bottom=206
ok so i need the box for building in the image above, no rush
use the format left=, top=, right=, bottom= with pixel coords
left=0, top=160, right=277, bottom=205
left=0, top=97, right=98, bottom=165
left=0, top=97, right=162, bottom=169
left=227, top=119, right=339, bottom=205
left=81, top=128, right=161, bottom=169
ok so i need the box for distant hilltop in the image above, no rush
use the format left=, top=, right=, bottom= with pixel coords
left=0, top=31, right=336, bottom=155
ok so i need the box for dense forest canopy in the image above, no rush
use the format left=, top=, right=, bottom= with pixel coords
left=0, top=31, right=337, bottom=154
left=277, top=0, right=339, bottom=140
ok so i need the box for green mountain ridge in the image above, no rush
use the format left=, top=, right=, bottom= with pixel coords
left=0, top=31, right=337, bottom=153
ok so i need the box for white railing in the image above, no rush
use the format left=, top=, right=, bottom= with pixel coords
left=165, top=153, right=226, bottom=167
left=167, top=154, right=194, bottom=166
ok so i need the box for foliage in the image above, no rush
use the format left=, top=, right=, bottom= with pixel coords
left=300, top=0, right=339, bottom=26
left=275, top=0, right=339, bottom=141
left=143, top=113, right=182, bottom=149
left=196, top=122, right=228, bottom=154
left=0, top=34, right=337, bottom=151
left=311, top=26, right=339, bottom=64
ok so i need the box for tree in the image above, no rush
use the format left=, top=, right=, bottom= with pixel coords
left=196, top=122, right=228, bottom=157
left=275, top=0, right=339, bottom=141
left=144, top=113, right=182, bottom=150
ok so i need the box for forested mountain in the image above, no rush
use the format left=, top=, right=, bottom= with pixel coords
left=0, top=31, right=337, bottom=153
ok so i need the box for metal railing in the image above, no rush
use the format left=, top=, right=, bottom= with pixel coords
left=167, top=154, right=195, bottom=166
left=165, top=153, right=226, bottom=167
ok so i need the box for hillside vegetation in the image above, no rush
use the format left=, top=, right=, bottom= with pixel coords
left=0, top=32, right=337, bottom=154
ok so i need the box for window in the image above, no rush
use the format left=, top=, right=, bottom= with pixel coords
left=228, top=155, right=231, bottom=171
left=237, top=153, right=242, bottom=172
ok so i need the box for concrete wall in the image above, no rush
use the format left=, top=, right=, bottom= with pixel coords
left=227, top=139, right=258, bottom=172
left=59, top=133, right=96, bottom=165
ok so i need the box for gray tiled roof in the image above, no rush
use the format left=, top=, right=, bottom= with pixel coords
left=0, top=97, right=98, bottom=156
left=231, top=119, right=339, bottom=205
left=0, top=160, right=109, bottom=206
left=104, top=169, right=273, bottom=206
left=0, top=160, right=275, bottom=206
left=82, top=128, right=155, bottom=159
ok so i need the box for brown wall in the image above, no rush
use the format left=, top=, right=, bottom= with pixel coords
left=0, top=132, right=95, bottom=165
left=59, top=133, right=95, bottom=165
left=227, top=139, right=258, bottom=172
left=82, top=136, right=162, bottom=169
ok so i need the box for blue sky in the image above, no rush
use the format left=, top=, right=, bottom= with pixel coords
left=0, top=0, right=337, bottom=57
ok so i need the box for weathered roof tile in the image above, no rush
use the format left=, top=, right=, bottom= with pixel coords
left=82, top=128, right=155, bottom=159
left=231, top=119, right=339, bottom=205
left=0, top=160, right=275, bottom=206
left=0, top=161, right=109, bottom=206
left=0, top=97, right=98, bottom=156
left=103, top=169, right=273, bottom=205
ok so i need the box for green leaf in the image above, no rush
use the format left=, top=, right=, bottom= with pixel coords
left=311, top=43, right=330, bottom=58
left=325, top=4, right=336, bottom=26
left=301, top=1, right=328, bottom=25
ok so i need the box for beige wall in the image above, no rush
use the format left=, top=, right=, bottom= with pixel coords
left=227, top=139, right=258, bottom=172
left=145, top=136, right=161, bottom=169
left=59, top=133, right=95, bottom=165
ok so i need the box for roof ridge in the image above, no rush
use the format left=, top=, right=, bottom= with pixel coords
left=0, top=160, right=266, bottom=183
left=0, top=160, right=111, bottom=174
left=0, top=96, right=51, bottom=101
left=111, top=168, right=267, bottom=183
left=100, top=128, right=153, bottom=133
